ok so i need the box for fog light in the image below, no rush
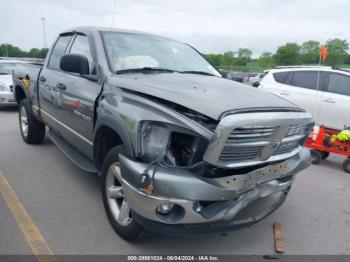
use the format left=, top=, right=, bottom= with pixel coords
left=156, top=203, right=175, bottom=215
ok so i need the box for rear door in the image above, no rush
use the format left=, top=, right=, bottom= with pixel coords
left=318, top=72, right=350, bottom=130
left=273, top=70, right=325, bottom=120
left=39, top=33, right=73, bottom=131
left=53, top=33, right=101, bottom=159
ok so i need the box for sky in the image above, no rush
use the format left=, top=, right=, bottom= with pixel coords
left=1, top=0, right=350, bottom=57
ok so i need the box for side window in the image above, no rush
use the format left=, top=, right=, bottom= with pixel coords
left=69, top=34, right=94, bottom=74
left=327, top=73, right=350, bottom=96
left=273, top=72, right=290, bottom=84
left=291, top=71, right=318, bottom=90
left=48, top=35, right=72, bottom=70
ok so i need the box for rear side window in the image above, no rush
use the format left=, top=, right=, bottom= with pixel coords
left=327, top=73, right=350, bottom=96
left=48, top=35, right=72, bottom=70
left=273, top=72, right=290, bottom=84
left=291, top=71, right=318, bottom=90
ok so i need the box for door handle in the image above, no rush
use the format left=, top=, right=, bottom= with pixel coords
left=279, top=92, right=290, bottom=96
left=39, top=76, right=46, bottom=82
left=323, top=98, right=336, bottom=103
left=56, top=83, right=66, bottom=90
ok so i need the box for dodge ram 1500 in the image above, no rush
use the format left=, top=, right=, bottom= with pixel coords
left=13, top=27, right=313, bottom=240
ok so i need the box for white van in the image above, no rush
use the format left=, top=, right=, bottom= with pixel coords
left=259, top=66, right=350, bottom=130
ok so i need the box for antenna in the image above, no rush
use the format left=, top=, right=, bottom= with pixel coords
left=41, top=17, right=48, bottom=48
left=111, top=0, right=116, bottom=27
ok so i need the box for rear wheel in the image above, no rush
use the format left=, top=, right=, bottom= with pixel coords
left=19, top=99, right=45, bottom=144
left=101, top=146, right=144, bottom=241
left=311, top=150, right=321, bottom=164
left=343, top=158, right=350, bottom=173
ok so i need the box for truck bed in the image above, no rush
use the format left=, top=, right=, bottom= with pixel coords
left=13, top=62, right=43, bottom=106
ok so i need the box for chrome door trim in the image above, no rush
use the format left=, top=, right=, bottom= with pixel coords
left=37, top=107, right=93, bottom=146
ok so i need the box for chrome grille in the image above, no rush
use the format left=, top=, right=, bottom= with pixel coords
left=226, top=126, right=275, bottom=144
left=220, top=145, right=265, bottom=161
left=203, top=112, right=313, bottom=168
left=272, top=141, right=299, bottom=155
left=286, top=124, right=307, bottom=137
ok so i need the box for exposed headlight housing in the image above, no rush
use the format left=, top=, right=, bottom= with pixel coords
left=139, top=122, right=170, bottom=163
left=138, top=121, right=208, bottom=166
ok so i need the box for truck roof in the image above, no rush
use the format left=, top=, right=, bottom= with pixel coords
left=59, top=26, right=178, bottom=42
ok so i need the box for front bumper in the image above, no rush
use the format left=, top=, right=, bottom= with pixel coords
left=119, top=148, right=311, bottom=235
left=0, top=91, right=16, bottom=106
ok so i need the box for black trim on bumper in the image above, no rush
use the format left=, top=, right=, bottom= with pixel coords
left=132, top=187, right=290, bottom=236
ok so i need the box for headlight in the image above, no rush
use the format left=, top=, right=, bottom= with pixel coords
left=139, top=122, right=170, bottom=163
left=138, top=121, right=208, bottom=166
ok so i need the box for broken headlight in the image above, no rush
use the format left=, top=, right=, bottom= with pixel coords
left=138, top=121, right=208, bottom=167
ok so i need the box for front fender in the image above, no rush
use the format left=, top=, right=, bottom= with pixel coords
left=94, top=114, right=135, bottom=159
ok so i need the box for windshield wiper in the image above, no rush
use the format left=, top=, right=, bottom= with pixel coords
left=180, top=70, right=216, bottom=76
left=116, top=67, right=176, bottom=74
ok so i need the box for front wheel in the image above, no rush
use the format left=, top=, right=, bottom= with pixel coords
left=101, top=146, right=144, bottom=241
left=19, top=99, right=45, bottom=144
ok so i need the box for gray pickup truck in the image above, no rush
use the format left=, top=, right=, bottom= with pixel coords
left=13, top=26, right=313, bottom=240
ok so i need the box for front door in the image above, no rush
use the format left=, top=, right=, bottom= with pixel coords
left=39, top=33, right=73, bottom=131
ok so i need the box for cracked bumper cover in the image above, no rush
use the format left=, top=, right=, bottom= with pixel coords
left=119, top=148, right=311, bottom=235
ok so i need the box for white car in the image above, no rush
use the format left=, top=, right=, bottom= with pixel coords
left=0, top=59, right=28, bottom=106
left=259, top=66, right=350, bottom=131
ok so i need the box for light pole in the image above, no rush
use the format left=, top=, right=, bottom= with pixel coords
left=111, top=0, right=116, bottom=27
left=41, top=17, right=48, bottom=48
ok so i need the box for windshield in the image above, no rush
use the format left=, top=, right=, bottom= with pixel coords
left=0, top=63, right=15, bottom=75
left=102, top=32, right=221, bottom=76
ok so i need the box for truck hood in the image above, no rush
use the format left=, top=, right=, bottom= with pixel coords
left=110, top=73, right=299, bottom=120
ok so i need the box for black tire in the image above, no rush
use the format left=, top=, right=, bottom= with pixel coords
left=101, top=146, right=144, bottom=241
left=19, top=99, right=45, bottom=144
left=320, top=151, right=330, bottom=160
left=343, top=158, right=350, bottom=174
left=311, top=150, right=321, bottom=164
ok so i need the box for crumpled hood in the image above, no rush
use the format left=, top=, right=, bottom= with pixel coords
left=110, top=72, right=299, bottom=120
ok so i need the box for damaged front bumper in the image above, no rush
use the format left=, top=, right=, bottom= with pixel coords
left=119, top=148, right=311, bottom=235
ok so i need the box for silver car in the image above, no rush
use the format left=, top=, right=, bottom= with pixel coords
left=0, top=60, right=31, bottom=106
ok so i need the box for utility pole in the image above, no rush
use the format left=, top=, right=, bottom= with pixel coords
left=111, top=0, right=116, bottom=27
left=41, top=17, right=48, bottom=48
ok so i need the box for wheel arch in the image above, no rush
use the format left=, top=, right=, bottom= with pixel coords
left=93, top=116, right=135, bottom=170
left=14, top=83, right=28, bottom=104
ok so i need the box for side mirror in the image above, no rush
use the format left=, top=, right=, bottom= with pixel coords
left=60, top=54, right=89, bottom=75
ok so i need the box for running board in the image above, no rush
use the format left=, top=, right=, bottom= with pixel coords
left=47, top=130, right=98, bottom=174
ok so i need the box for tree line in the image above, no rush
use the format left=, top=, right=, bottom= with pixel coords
left=0, top=44, right=48, bottom=59
left=1, top=38, right=349, bottom=71
left=205, top=38, right=350, bottom=70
